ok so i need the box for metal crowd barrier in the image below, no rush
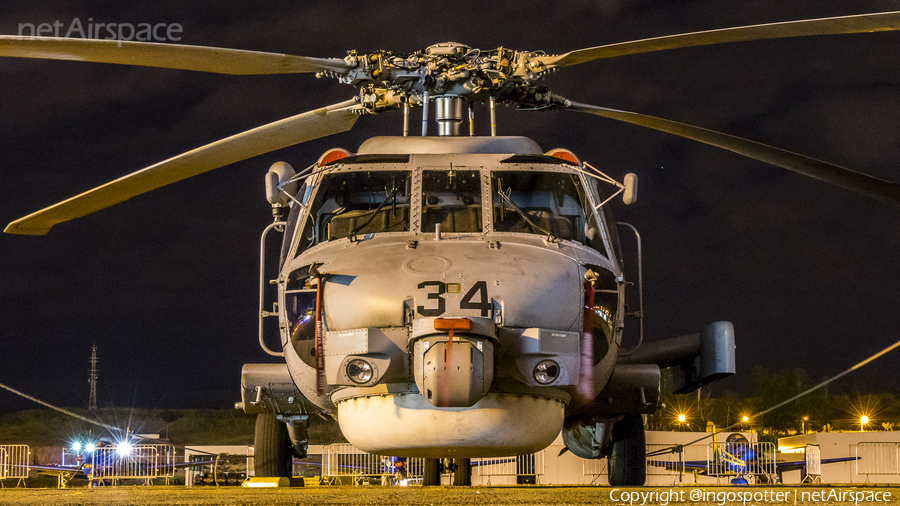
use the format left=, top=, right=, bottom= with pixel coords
left=802, top=444, right=822, bottom=483
left=0, top=445, right=29, bottom=487
left=706, top=441, right=776, bottom=483
left=321, top=443, right=544, bottom=485
left=856, top=442, right=900, bottom=482
left=89, top=444, right=176, bottom=485
left=473, top=453, right=544, bottom=484
left=322, top=444, right=423, bottom=484
left=582, top=456, right=607, bottom=482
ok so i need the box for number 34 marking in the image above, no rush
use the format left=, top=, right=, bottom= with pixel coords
left=416, top=280, right=491, bottom=318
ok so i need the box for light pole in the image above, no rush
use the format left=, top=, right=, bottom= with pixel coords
left=801, top=416, right=808, bottom=434
left=861, top=416, right=869, bottom=432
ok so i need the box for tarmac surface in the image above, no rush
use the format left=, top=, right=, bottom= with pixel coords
left=0, top=486, right=897, bottom=506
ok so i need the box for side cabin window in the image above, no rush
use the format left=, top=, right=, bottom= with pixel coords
left=299, top=170, right=411, bottom=249
left=422, top=170, right=483, bottom=233
left=491, top=170, right=608, bottom=258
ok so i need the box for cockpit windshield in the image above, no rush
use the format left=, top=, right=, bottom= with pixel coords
left=290, top=166, right=608, bottom=259
left=491, top=170, right=608, bottom=257
left=301, top=170, right=411, bottom=247
left=492, top=171, right=587, bottom=240
left=422, top=170, right=482, bottom=233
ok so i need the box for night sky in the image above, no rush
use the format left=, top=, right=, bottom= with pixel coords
left=2, top=1, right=900, bottom=416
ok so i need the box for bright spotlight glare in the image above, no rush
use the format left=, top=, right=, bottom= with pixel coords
left=72, top=442, right=82, bottom=452
left=86, top=443, right=96, bottom=453
left=742, top=416, right=749, bottom=422
left=677, top=414, right=686, bottom=422
left=116, top=442, right=133, bottom=456
left=861, top=416, right=869, bottom=424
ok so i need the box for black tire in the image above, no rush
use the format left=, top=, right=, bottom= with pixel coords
left=608, top=414, right=646, bottom=486
left=452, top=458, right=471, bottom=486
left=255, top=413, right=292, bottom=478
left=422, top=458, right=441, bottom=486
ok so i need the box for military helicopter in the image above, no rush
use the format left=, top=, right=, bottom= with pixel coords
left=4, top=10, right=900, bottom=487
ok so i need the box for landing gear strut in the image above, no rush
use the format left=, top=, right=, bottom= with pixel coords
left=608, top=414, right=646, bottom=486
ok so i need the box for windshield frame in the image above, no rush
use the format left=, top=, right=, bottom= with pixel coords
left=284, top=161, right=614, bottom=261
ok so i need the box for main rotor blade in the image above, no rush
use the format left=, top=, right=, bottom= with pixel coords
left=562, top=99, right=900, bottom=206
left=5, top=100, right=360, bottom=235
left=535, top=11, right=900, bottom=69
left=0, top=36, right=350, bottom=74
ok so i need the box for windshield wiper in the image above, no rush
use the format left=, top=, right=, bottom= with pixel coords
left=348, top=184, right=398, bottom=241
left=496, top=187, right=556, bottom=241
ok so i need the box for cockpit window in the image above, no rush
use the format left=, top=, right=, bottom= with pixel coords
left=491, top=171, right=608, bottom=257
left=422, top=170, right=482, bottom=233
left=299, top=170, right=411, bottom=247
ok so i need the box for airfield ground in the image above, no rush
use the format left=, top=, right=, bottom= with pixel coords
left=0, top=486, right=897, bottom=506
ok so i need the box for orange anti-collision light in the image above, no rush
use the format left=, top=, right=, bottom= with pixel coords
left=317, top=148, right=351, bottom=166
left=545, top=148, right=581, bottom=166
left=434, top=318, right=472, bottom=332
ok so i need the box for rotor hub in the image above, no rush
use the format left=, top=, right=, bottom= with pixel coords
left=328, top=44, right=555, bottom=114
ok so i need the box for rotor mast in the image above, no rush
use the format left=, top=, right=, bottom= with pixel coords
left=434, top=96, right=464, bottom=136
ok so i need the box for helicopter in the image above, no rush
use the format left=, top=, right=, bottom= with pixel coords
left=4, top=9, right=900, bottom=487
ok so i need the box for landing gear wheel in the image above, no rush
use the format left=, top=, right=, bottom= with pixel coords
left=423, top=458, right=441, bottom=486
left=608, top=414, right=646, bottom=486
left=255, top=413, right=292, bottom=478
left=452, top=458, right=471, bottom=486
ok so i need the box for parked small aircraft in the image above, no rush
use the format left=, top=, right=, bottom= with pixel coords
left=647, top=433, right=858, bottom=484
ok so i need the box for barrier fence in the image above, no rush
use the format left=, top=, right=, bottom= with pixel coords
left=89, top=444, right=176, bottom=485
left=802, top=444, right=822, bottom=483
left=473, top=453, right=544, bottom=484
left=0, top=445, right=29, bottom=486
left=856, top=442, right=900, bottom=481
left=707, top=441, right=776, bottom=482
left=322, top=444, right=410, bottom=483
left=582, top=457, right=606, bottom=483
left=321, top=444, right=544, bottom=485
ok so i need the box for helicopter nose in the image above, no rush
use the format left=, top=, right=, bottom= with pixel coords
left=413, top=317, right=495, bottom=408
